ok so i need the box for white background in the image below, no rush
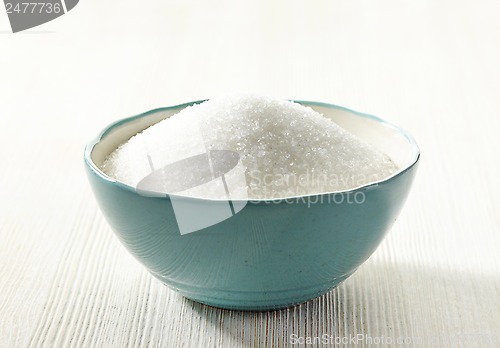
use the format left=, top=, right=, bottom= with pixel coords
left=1, top=0, right=499, bottom=346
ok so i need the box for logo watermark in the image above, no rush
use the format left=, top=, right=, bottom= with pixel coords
left=3, top=0, right=79, bottom=33
left=289, top=332, right=500, bottom=346
left=248, top=190, right=367, bottom=207
left=136, top=150, right=248, bottom=235
left=134, top=148, right=377, bottom=235
left=289, top=334, right=418, bottom=346
left=245, top=169, right=379, bottom=206
left=135, top=147, right=378, bottom=235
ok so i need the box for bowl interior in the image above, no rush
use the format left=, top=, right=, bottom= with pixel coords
left=89, top=102, right=418, bottom=181
left=307, top=103, right=418, bottom=170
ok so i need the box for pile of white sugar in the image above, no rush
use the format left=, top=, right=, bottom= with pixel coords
left=101, top=94, right=398, bottom=199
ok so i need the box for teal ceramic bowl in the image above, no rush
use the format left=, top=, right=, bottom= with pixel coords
left=84, top=100, right=419, bottom=311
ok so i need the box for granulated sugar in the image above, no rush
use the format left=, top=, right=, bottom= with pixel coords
left=101, top=94, right=398, bottom=199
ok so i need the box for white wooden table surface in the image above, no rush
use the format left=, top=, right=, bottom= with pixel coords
left=1, top=1, right=499, bottom=347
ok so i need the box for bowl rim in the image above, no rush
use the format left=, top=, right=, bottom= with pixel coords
left=84, top=99, right=420, bottom=203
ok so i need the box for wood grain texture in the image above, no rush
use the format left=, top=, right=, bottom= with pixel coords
left=1, top=0, right=499, bottom=347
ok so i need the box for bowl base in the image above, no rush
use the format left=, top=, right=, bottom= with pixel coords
left=165, top=271, right=355, bottom=311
